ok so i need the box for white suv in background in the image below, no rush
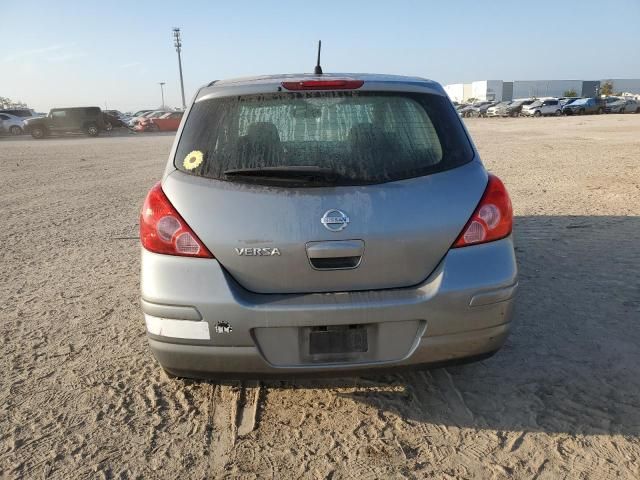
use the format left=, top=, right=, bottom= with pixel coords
left=521, top=98, right=562, bottom=117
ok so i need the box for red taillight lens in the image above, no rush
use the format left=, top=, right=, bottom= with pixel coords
left=140, top=182, right=213, bottom=258
left=453, top=174, right=513, bottom=248
left=281, top=79, right=364, bottom=90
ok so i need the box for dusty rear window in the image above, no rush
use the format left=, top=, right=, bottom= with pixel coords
left=175, top=91, right=473, bottom=186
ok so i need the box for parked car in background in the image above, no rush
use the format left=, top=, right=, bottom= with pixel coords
left=603, top=96, right=622, bottom=107
left=139, top=73, right=517, bottom=378
left=0, top=108, right=38, bottom=119
left=131, top=109, right=153, bottom=118
left=605, top=98, right=640, bottom=114
left=521, top=98, right=563, bottom=117
left=24, top=106, right=107, bottom=138
left=458, top=103, right=478, bottom=118
left=562, top=98, right=604, bottom=115
left=455, top=104, right=468, bottom=117
left=135, top=111, right=183, bottom=132
left=504, top=99, right=535, bottom=117
left=128, top=110, right=170, bottom=127
left=0, top=113, right=25, bottom=135
left=486, top=102, right=511, bottom=117
left=103, top=111, right=128, bottom=130
left=560, top=97, right=582, bottom=106
left=128, top=110, right=156, bottom=127
left=104, top=110, right=131, bottom=123
left=473, top=101, right=500, bottom=117
left=459, top=101, right=494, bottom=118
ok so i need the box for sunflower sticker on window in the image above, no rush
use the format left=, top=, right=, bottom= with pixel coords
left=183, top=150, right=204, bottom=170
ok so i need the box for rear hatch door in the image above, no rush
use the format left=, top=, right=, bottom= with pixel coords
left=163, top=162, right=486, bottom=294
left=163, top=85, right=485, bottom=294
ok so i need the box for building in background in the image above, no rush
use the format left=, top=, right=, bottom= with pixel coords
left=513, top=80, right=578, bottom=99
left=445, top=80, right=511, bottom=102
left=444, top=79, right=640, bottom=102
left=608, top=79, right=640, bottom=94
left=443, top=83, right=465, bottom=103
left=471, top=80, right=504, bottom=102
left=463, top=83, right=473, bottom=102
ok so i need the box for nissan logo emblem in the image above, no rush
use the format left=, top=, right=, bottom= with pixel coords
left=321, top=209, right=349, bottom=232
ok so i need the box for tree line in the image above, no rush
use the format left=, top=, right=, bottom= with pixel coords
left=0, top=96, right=28, bottom=109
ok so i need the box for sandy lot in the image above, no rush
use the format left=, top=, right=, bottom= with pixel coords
left=1, top=115, right=639, bottom=479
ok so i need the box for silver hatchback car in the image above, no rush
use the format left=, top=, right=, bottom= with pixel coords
left=139, top=73, right=517, bottom=378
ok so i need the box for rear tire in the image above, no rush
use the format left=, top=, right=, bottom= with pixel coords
left=9, top=125, right=22, bottom=135
left=31, top=127, right=46, bottom=139
left=597, top=107, right=603, bottom=115
left=534, top=110, right=542, bottom=117
left=554, top=109, right=561, bottom=116
left=86, top=123, right=99, bottom=137
left=149, top=123, right=160, bottom=132
left=619, top=108, right=625, bottom=114
left=579, top=108, right=585, bottom=115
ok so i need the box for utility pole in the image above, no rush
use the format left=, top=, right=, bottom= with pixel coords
left=172, top=28, right=186, bottom=109
left=158, top=82, right=166, bottom=109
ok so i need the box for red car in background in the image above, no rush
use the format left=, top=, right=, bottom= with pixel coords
left=135, top=111, right=183, bottom=132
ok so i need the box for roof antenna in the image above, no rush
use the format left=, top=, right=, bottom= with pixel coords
left=314, top=40, right=323, bottom=75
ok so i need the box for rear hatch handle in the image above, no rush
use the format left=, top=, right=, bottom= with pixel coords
left=306, top=240, right=365, bottom=270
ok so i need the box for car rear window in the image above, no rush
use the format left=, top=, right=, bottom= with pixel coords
left=174, top=91, right=473, bottom=185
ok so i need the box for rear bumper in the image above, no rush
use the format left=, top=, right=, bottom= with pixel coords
left=140, top=237, right=518, bottom=377
left=150, top=322, right=510, bottom=378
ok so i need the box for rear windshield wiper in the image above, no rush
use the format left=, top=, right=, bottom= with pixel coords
left=223, top=166, right=360, bottom=184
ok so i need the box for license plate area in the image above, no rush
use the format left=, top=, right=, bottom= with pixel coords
left=305, top=325, right=368, bottom=361
left=252, top=320, right=424, bottom=367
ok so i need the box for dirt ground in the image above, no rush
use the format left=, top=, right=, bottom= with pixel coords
left=1, top=115, right=639, bottom=479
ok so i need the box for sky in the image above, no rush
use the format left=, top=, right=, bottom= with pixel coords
left=3, top=0, right=640, bottom=112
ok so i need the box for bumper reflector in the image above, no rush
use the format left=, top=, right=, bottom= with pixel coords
left=144, top=314, right=210, bottom=340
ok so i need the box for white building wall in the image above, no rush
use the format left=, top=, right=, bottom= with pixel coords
left=443, top=83, right=478, bottom=102
left=470, top=80, right=503, bottom=101
left=463, top=83, right=472, bottom=101
left=471, top=81, right=487, bottom=101
left=443, top=83, right=465, bottom=103
left=447, top=79, right=640, bottom=101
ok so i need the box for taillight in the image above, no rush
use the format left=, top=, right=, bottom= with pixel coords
left=281, top=79, right=364, bottom=90
left=453, top=174, right=513, bottom=248
left=140, top=182, right=213, bottom=258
